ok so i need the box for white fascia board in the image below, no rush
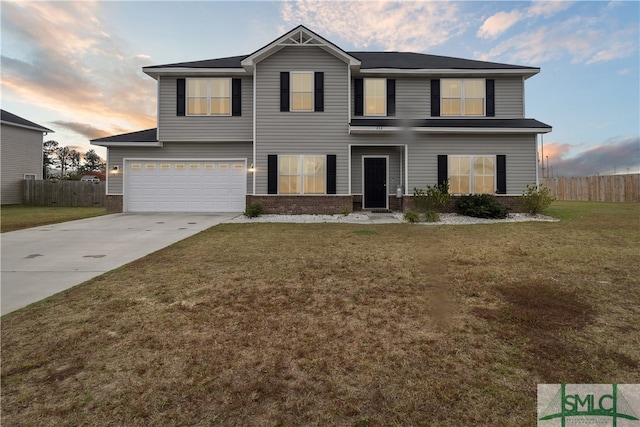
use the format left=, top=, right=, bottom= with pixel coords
left=1, top=120, right=53, bottom=133
left=143, top=68, right=248, bottom=79
left=358, top=68, right=540, bottom=78
left=90, top=141, right=164, bottom=148
left=349, top=126, right=552, bottom=134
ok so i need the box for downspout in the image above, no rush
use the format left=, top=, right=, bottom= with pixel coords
left=252, top=65, right=257, bottom=195
left=347, top=64, right=352, bottom=195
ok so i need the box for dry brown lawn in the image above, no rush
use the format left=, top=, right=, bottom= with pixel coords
left=1, top=206, right=107, bottom=233
left=2, top=202, right=639, bottom=426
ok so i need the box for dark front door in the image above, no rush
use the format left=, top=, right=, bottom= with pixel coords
left=364, top=157, right=387, bottom=209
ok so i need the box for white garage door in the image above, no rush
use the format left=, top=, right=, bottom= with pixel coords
left=125, top=160, right=246, bottom=212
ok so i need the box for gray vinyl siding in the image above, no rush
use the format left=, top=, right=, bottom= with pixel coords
left=1, top=124, right=43, bottom=204
left=396, top=78, right=430, bottom=119
left=495, top=77, right=524, bottom=118
left=254, top=46, right=350, bottom=194
left=351, top=76, right=525, bottom=120
left=106, top=142, right=252, bottom=195
left=406, top=134, right=537, bottom=195
left=158, top=76, right=253, bottom=142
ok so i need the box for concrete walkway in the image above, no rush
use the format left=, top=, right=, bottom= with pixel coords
left=1, top=213, right=237, bottom=315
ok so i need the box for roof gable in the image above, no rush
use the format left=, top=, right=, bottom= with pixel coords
left=1, top=109, right=53, bottom=133
left=240, top=25, right=360, bottom=70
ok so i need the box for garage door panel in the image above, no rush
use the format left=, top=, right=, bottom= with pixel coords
left=126, top=160, right=246, bottom=212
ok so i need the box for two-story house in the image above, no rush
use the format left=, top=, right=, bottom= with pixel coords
left=1, top=110, right=53, bottom=205
left=92, top=25, right=551, bottom=214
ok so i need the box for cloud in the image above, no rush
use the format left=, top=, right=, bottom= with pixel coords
left=476, top=17, right=638, bottom=65
left=51, top=121, right=128, bottom=140
left=542, top=137, right=640, bottom=176
left=527, top=0, right=574, bottom=18
left=281, top=0, right=467, bottom=51
left=0, top=1, right=156, bottom=139
left=477, top=1, right=573, bottom=41
left=477, top=10, right=522, bottom=39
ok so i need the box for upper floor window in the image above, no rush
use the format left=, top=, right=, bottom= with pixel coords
left=291, top=72, right=314, bottom=111
left=441, top=79, right=485, bottom=116
left=365, top=78, right=386, bottom=116
left=187, top=78, right=230, bottom=116
left=280, top=72, right=324, bottom=112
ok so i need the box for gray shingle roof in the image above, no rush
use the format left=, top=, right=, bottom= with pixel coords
left=349, top=52, right=535, bottom=70
left=144, top=55, right=249, bottom=69
left=350, top=118, right=551, bottom=129
left=146, top=52, right=536, bottom=71
left=90, top=128, right=157, bottom=143
left=1, top=109, right=52, bottom=132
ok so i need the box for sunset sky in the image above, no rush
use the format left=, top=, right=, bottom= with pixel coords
left=2, top=0, right=638, bottom=176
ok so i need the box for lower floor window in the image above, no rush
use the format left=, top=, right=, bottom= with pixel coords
left=279, top=155, right=325, bottom=194
left=449, top=155, right=495, bottom=194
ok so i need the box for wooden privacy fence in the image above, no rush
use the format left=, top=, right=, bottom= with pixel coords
left=541, top=174, right=639, bottom=202
left=22, top=180, right=106, bottom=207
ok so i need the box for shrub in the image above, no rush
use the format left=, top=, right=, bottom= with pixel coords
left=340, top=205, right=351, bottom=216
left=413, top=181, right=451, bottom=213
left=404, top=210, right=420, bottom=223
left=456, top=194, right=510, bottom=219
left=244, top=203, right=263, bottom=218
left=519, top=184, right=555, bottom=215
left=422, top=210, right=440, bottom=223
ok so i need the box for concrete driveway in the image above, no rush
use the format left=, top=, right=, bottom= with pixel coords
left=1, top=213, right=237, bottom=315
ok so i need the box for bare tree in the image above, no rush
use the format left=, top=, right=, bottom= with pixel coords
left=43, top=140, right=59, bottom=179
left=55, top=146, right=79, bottom=178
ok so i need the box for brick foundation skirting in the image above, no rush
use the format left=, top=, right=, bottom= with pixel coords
left=106, top=194, right=523, bottom=215
left=105, top=195, right=123, bottom=213
left=246, top=195, right=354, bottom=215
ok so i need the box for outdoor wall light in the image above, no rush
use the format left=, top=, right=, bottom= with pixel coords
left=248, top=164, right=255, bottom=172
left=110, top=165, right=119, bottom=174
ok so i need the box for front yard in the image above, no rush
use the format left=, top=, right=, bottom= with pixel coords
left=2, top=202, right=639, bottom=426
left=1, top=206, right=107, bottom=232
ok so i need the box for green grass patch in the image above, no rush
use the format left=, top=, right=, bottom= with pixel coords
left=2, top=202, right=639, bottom=425
left=1, top=206, right=108, bottom=232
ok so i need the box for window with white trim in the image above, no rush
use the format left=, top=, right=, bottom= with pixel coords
left=365, top=78, right=386, bottom=116
left=187, top=78, right=231, bottom=116
left=449, top=155, right=495, bottom=194
left=23, top=173, right=36, bottom=180
left=291, top=72, right=313, bottom=111
left=441, top=79, right=485, bottom=116
left=279, top=155, right=325, bottom=194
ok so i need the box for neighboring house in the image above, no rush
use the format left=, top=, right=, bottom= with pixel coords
left=92, top=25, right=551, bottom=214
left=1, top=110, right=53, bottom=205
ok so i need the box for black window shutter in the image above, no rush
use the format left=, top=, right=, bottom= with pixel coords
left=268, top=155, right=278, bottom=194
left=437, top=155, right=448, bottom=186
left=327, top=155, right=336, bottom=194
left=177, top=79, right=186, bottom=116
left=280, top=72, right=290, bottom=112
left=431, top=79, right=440, bottom=117
left=486, top=79, right=495, bottom=117
left=314, top=72, right=324, bottom=112
left=386, top=79, right=396, bottom=116
left=232, top=78, right=241, bottom=116
left=354, top=78, right=363, bottom=116
left=496, top=155, right=506, bottom=194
